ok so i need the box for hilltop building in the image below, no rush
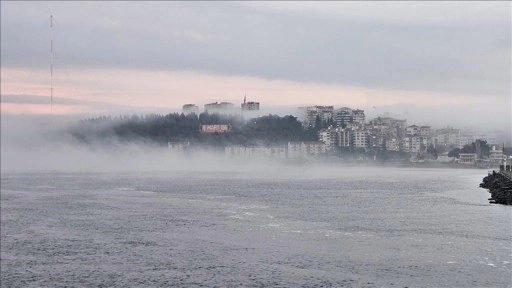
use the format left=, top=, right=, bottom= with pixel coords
left=241, top=96, right=260, bottom=111
left=352, top=109, right=366, bottom=129
left=334, top=107, right=353, bottom=127
left=204, top=102, right=235, bottom=114
left=297, top=106, right=334, bottom=128
left=182, top=104, right=199, bottom=115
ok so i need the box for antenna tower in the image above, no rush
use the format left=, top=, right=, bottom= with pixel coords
left=50, top=15, right=53, bottom=114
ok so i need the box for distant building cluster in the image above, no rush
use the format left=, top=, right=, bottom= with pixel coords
left=224, top=142, right=326, bottom=159
left=182, top=96, right=260, bottom=115
left=175, top=100, right=504, bottom=165
left=295, top=105, right=500, bottom=158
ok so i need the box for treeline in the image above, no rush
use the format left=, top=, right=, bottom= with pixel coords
left=68, top=112, right=317, bottom=148
left=448, top=139, right=491, bottom=159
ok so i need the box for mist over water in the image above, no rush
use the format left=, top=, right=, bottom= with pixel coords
left=1, top=114, right=511, bottom=287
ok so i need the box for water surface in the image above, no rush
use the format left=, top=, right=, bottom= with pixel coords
left=1, top=166, right=511, bottom=287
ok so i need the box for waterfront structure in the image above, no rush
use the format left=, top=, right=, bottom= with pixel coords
left=437, top=152, right=454, bottom=163
left=224, top=145, right=286, bottom=159
left=489, top=145, right=504, bottom=163
left=182, top=104, right=199, bottom=115
left=287, top=141, right=326, bottom=158
left=200, top=124, right=231, bottom=134
left=225, top=145, right=246, bottom=158
left=168, top=141, right=190, bottom=153
left=459, top=153, right=478, bottom=164
left=204, top=102, right=235, bottom=114
left=481, top=170, right=512, bottom=205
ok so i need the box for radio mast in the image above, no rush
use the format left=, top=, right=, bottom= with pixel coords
left=50, top=15, right=53, bottom=114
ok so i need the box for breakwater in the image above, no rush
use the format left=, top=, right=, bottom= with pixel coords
left=480, top=166, right=512, bottom=205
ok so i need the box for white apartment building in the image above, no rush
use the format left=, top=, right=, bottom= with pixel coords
left=385, top=138, right=400, bottom=151
left=182, top=104, right=199, bottom=115
left=297, top=106, right=334, bottom=127
left=419, top=126, right=431, bottom=137
left=489, top=145, right=504, bottom=162
left=225, top=146, right=286, bottom=159
left=204, top=102, right=235, bottom=114
left=406, top=125, right=420, bottom=136
left=318, top=129, right=336, bottom=151
left=352, top=109, right=365, bottom=128
left=459, top=153, right=477, bottom=164
left=168, top=142, right=190, bottom=154
left=287, top=141, right=326, bottom=158
left=352, top=131, right=367, bottom=148
left=402, top=136, right=428, bottom=153
left=336, top=127, right=351, bottom=147
left=225, top=145, right=246, bottom=158
left=434, top=128, right=461, bottom=148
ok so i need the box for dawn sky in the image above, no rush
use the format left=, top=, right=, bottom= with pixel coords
left=1, top=1, right=510, bottom=130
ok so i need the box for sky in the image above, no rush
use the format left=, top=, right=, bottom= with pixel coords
left=1, top=1, right=511, bottom=132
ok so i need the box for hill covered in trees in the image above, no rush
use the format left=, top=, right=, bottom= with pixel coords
left=67, top=112, right=317, bottom=150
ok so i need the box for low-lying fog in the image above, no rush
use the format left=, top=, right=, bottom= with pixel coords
left=1, top=111, right=510, bottom=175
left=1, top=114, right=314, bottom=176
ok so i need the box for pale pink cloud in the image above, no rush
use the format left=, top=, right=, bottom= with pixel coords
left=1, top=67, right=491, bottom=115
left=0, top=103, right=88, bottom=115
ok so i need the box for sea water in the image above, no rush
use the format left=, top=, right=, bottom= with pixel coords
left=1, top=166, right=511, bottom=287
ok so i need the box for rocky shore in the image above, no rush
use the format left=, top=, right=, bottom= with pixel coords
left=480, top=170, right=512, bottom=205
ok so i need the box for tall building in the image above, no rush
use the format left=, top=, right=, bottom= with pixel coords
left=352, top=131, right=367, bottom=148
left=318, top=128, right=336, bottom=151
left=204, top=102, right=235, bottom=114
left=352, top=109, right=365, bottom=129
left=297, top=106, right=334, bottom=127
left=406, top=125, right=420, bottom=136
left=182, top=104, right=199, bottom=115
left=336, top=127, right=351, bottom=147
left=334, top=107, right=353, bottom=127
left=241, top=96, right=260, bottom=111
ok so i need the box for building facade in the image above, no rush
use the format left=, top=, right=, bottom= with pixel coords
left=204, top=102, right=235, bottom=114
left=182, top=104, right=199, bottom=115
left=200, top=124, right=231, bottom=133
